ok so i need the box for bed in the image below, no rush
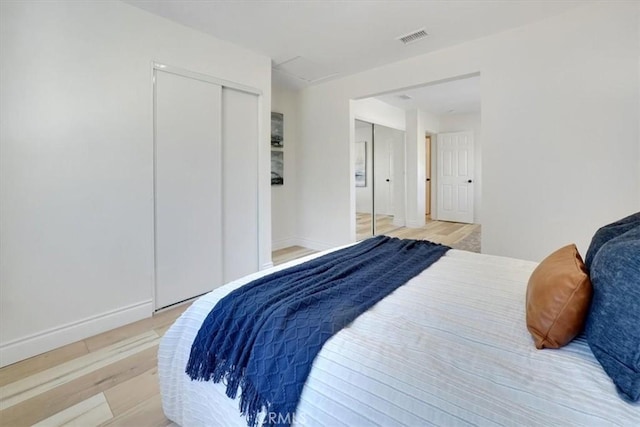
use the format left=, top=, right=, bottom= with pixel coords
left=158, top=245, right=640, bottom=426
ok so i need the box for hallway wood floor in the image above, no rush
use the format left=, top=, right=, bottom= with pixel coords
left=357, top=213, right=480, bottom=247
left=356, top=213, right=402, bottom=240
left=0, top=220, right=478, bottom=426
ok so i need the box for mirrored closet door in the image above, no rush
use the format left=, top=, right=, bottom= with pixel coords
left=355, top=120, right=374, bottom=240
left=354, top=120, right=405, bottom=240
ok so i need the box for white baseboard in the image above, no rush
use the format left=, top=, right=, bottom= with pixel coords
left=261, top=262, right=274, bottom=270
left=392, top=218, right=405, bottom=227
left=0, top=300, right=152, bottom=367
left=272, top=237, right=336, bottom=252
left=272, top=237, right=298, bottom=251
left=406, top=219, right=426, bottom=228
left=293, top=237, right=336, bottom=252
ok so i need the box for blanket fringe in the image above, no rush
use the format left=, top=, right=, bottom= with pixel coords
left=239, top=379, right=268, bottom=427
left=187, top=351, right=268, bottom=427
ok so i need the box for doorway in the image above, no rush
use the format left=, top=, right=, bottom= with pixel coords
left=351, top=73, right=481, bottom=246
left=355, top=119, right=404, bottom=240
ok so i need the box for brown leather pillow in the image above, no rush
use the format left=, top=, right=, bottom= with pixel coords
left=526, top=244, right=592, bottom=349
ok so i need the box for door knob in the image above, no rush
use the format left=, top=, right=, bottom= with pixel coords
left=386, top=179, right=390, bottom=182
left=467, top=179, right=473, bottom=183
left=426, top=178, right=431, bottom=182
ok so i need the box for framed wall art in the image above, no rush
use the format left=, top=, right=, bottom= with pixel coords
left=271, top=112, right=283, bottom=147
left=271, top=150, right=284, bottom=185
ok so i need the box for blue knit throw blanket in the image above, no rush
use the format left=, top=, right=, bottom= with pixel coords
left=186, top=236, right=449, bottom=427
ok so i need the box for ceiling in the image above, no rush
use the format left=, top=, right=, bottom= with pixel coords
left=125, top=1, right=583, bottom=89
left=375, top=75, right=481, bottom=115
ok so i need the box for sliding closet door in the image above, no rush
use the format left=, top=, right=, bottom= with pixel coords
left=222, top=88, right=259, bottom=282
left=154, top=70, right=223, bottom=309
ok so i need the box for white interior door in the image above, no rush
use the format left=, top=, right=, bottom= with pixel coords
left=221, top=88, right=259, bottom=282
left=436, top=131, right=474, bottom=223
left=154, top=70, right=223, bottom=309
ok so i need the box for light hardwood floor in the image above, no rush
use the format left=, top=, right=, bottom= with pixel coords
left=384, top=219, right=480, bottom=247
left=0, top=303, right=190, bottom=426
left=272, top=246, right=318, bottom=265
left=356, top=213, right=403, bottom=240
left=358, top=213, right=480, bottom=247
left=0, top=220, right=477, bottom=426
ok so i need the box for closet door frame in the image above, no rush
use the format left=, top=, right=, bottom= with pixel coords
left=151, top=62, right=263, bottom=311
left=153, top=63, right=263, bottom=96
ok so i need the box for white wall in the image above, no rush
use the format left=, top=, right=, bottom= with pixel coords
left=438, top=112, right=482, bottom=223
left=405, top=111, right=423, bottom=227
left=271, top=86, right=299, bottom=250
left=405, top=109, right=441, bottom=228
left=0, top=1, right=271, bottom=366
left=297, top=2, right=640, bottom=261
left=421, top=110, right=441, bottom=135
left=353, top=98, right=406, bottom=131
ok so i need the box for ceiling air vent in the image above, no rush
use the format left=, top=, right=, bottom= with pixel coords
left=397, top=29, right=428, bottom=45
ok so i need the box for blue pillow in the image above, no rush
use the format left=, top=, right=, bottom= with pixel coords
left=585, top=225, right=640, bottom=402
left=585, top=212, right=640, bottom=270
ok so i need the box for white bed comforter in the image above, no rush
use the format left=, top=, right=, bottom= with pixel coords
left=158, top=249, right=640, bottom=426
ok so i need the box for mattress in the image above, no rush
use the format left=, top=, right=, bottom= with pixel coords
left=158, top=248, right=640, bottom=426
